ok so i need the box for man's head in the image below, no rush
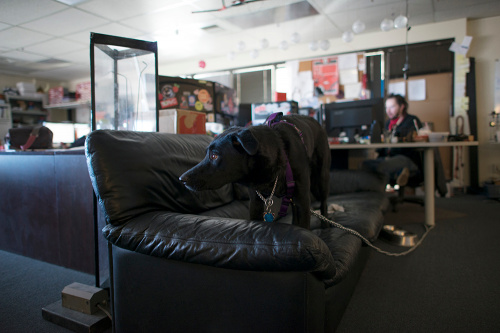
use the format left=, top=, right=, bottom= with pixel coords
left=385, top=94, right=408, bottom=120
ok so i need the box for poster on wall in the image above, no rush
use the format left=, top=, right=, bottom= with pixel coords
left=495, top=60, right=500, bottom=113
left=312, top=57, right=339, bottom=96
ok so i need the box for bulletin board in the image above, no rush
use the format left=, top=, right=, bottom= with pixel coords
left=389, top=73, right=453, bottom=179
left=298, top=53, right=365, bottom=105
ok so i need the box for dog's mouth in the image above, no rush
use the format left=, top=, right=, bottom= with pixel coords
left=179, top=174, right=206, bottom=192
left=182, top=182, right=200, bottom=192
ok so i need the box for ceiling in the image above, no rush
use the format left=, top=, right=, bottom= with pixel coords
left=1, top=0, right=500, bottom=83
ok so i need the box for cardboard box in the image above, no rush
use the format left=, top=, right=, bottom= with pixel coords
left=159, top=76, right=238, bottom=119
left=159, top=76, right=214, bottom=113
left=75, top=82, right=91, bottom=102
left=159, top=109, right=206, bottom=134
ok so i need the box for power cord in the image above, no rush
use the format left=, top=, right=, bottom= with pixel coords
left=310, top=209, right=434, bottom=257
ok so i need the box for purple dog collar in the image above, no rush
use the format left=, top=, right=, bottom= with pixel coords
left=264, top=112, right=306, bottom=218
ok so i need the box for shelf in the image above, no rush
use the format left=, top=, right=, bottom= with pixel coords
left=7, top=95, right=44, bottom=102
left=12, top=110, right=46, bottom=116
left=44, top=101, right=90, bottom=109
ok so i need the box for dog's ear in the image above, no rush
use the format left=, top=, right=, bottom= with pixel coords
left=233, top=129, right=259, bottom=155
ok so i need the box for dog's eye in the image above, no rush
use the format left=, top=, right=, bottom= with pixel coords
left=209, top=153, right=219, bottom=161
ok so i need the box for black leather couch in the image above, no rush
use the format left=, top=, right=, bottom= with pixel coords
left=85, top=130, right=389, bottom=333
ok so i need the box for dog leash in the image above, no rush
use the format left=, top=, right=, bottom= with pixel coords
left=310, top=209, right=434, bottom=256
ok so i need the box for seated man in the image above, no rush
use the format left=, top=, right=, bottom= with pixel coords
left=362, top=94, right=422, bottom=187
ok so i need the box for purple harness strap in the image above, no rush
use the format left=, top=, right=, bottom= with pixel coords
left=265, top=112, right=306, bottom=218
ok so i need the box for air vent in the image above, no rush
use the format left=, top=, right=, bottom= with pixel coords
left=224, top=1, right=319, bottom=30
left=201, top=24, right=225, bottom=34
left=36, top=58, right=69, bottom=65
left=27, top=58, right=70, bottom=70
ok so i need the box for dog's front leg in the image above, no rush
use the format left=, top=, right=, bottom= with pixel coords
left=291, top=177, right=311, bottom=229
left=249, top=192, right=265, bottom=221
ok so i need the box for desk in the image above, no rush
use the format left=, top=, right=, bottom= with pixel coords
left=329, top=141, right=479, bottom=226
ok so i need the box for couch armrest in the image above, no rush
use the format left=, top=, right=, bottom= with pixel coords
left=103, top=211, right=338, bottom=286
left=329, top=170, right=386, bottom=195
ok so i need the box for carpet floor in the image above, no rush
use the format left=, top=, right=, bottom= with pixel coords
left=337, top=194, right=500, bottom=333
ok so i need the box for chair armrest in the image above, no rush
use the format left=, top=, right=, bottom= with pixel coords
left=103, top=211, right=338, bottom=286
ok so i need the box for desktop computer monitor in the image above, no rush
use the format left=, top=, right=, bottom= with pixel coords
left=323, top=98, right=385, bottom=142
left=43, top=122, right=91, bottom=147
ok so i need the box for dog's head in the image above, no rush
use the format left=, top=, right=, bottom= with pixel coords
left=179, top=127, right=259, bottom=191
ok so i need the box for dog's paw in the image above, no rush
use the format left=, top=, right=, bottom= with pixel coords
left=328, top=203, right=344, bottom=213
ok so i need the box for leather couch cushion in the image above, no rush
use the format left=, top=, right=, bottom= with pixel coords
left=86, top=130, right=234, bottom=226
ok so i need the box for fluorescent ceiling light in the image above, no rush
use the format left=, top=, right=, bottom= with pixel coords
left=55, top=0, right=89, bottom=5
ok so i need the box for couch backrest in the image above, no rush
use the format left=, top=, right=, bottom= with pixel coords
left=86, top=130, right=234, bottom=226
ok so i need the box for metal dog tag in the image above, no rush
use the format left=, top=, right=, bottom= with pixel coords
left=264, top=212, right=275, bottom=222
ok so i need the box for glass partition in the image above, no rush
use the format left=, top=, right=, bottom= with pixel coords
left=90, top=33, right=158, bottom=132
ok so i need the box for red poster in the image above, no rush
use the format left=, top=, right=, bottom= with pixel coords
left=312, top=57, right=339, bottom=96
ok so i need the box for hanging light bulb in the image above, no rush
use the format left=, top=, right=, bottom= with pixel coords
left=290, top=32, right=301, bottom=44
left=309, top=40, right=318, bottom=51
left=237, top=41, right=246, bottom=51
left=342, top=31, right=354, bottom=43
left=250, top=49, right=259, bottom=59
left=380, top=18, right=394, bottom=32
left=260, top=38, right=269, bottom=49
left=319, top=40, right=330, bottom=51
left=352, top=20, right=365, bottom=34
left=279, top=40, right=289, bottom=50
left=394, top=15, right=408, bottom=29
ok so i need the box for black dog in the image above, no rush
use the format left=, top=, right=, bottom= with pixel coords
left=179, top=114, right=331, bottom=230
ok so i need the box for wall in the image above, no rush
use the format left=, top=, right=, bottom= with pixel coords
left=0, top=74, right=68, bottom=93
left=467, top=16, right=500, bottom=184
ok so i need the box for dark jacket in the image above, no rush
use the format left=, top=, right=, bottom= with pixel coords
left=378, top=114, right=423, bottom=169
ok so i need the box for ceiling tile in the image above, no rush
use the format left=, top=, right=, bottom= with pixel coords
left=0, top=0, right=66, bottom=25
left=24, top=38, right=87, bottom=57
left=1, top=50, right=48, bottom=62
left=20, top=8, right=108, bottom=36
left=435, top=2, right=500, bottom=21
left=77, top=0, right=179, bottom=20
left=0, top=22, right=11, bottom=31
left=0, top=27, right=52, bottom=49
left=29, top=63, right=90, bottom=81
left=122, top=3, right=214, bottom=33
left=65, top=23, right=145, bottom=44
left=54, top=49, right=91, bottom=65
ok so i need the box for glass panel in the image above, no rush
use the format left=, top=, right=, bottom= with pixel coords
left=93, top=44, right=157, bottom=131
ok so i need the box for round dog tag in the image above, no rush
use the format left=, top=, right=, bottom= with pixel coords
left=264, top=212, right=275, bottom=222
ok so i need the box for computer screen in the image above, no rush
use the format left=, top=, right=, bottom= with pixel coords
left=323, top=98, right=385, bottom=142
left=251, top=101, right=298, bottom=125
left=43, top=122, right=90, bottom=144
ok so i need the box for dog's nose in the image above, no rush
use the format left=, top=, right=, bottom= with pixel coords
left=179, top=174, right=189, bottom=185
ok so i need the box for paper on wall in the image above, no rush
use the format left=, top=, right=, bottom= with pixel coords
left=338, top=53, right=358, bottom=70
left=339, top=68, right=358, bottom=85
left=388, top=81, right=406, bottom=96
left=344, top=82, right=362, bottom=99
left=495, top=60, right=500, bottom=113
left=449, top=36, right=473, bottom=55
left=408, top=79, right=426, bottom=101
